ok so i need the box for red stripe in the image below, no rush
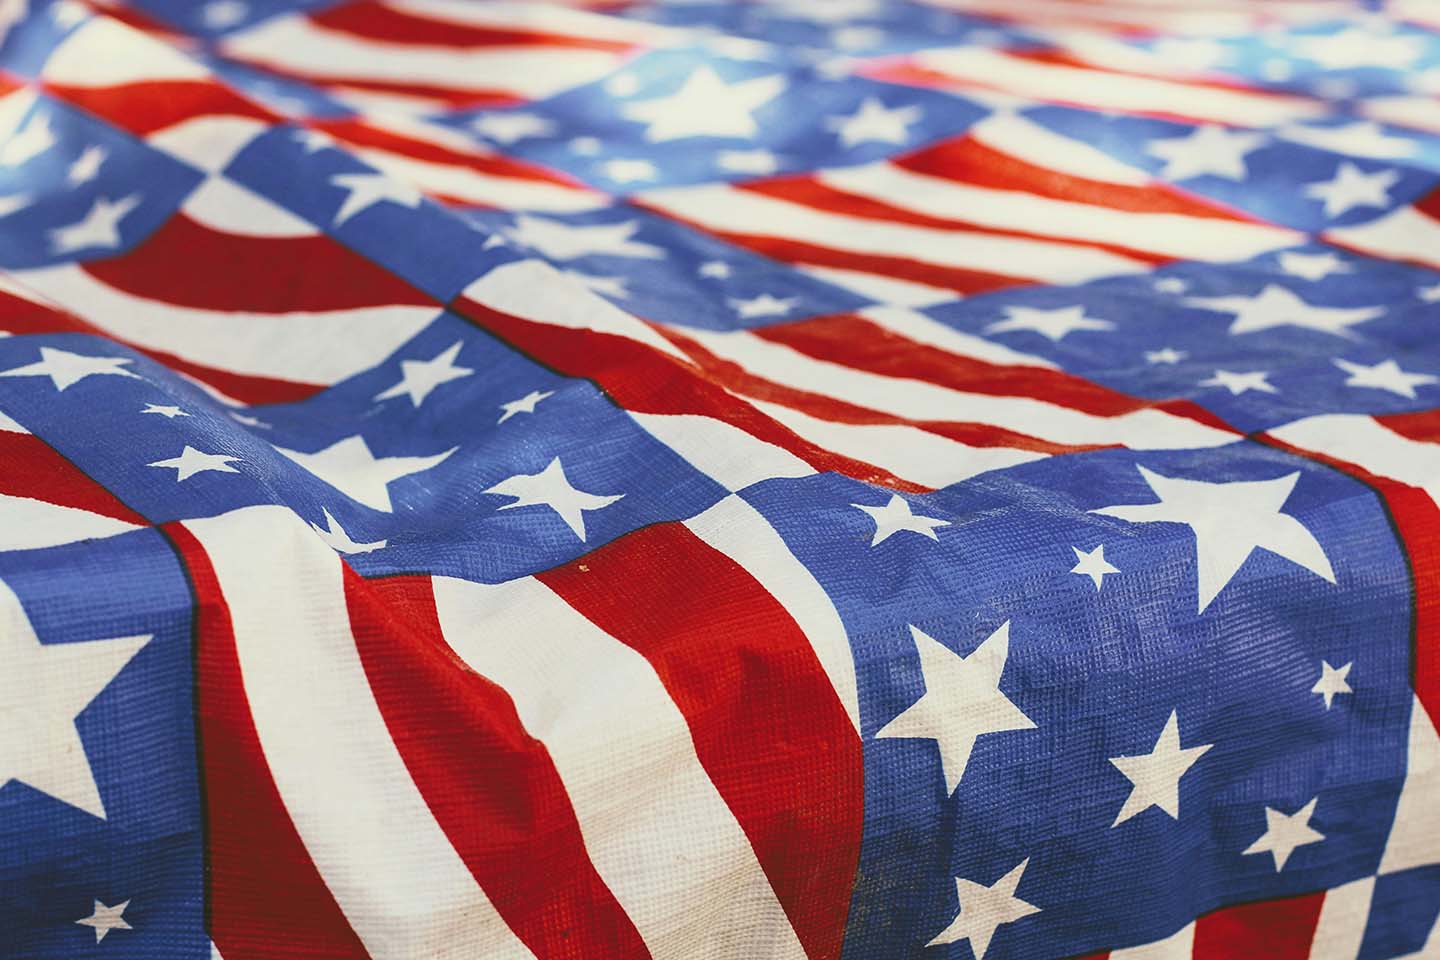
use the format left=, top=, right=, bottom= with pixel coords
left=538, top=523, right=864, bottom=960
left=45, top=79, right=275, bottom=137
left=83, top=213, right=436, bottom=313
left=165, top=522, right=368, bottom=960
left=311, top=0, right=632, bottom=52
left=240, top=66, right=524, bottom=109
left=1411, top=185, right=1440, bottom=223
left=0, top=430, right=147, bottom=525
left=343, top=571, right=652, bottom=960
left=1191, top=890, right=1326, bottom=960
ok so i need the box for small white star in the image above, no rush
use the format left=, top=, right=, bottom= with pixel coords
left=698, top=260, right=733, bottom=279
left=76, top=899, right=133, bottom=942
left=928, top=859, right=1041, bottom=959
left=1108, top=709, right=1213, bottom=826
left=1147, top=125, right=1267, bottom=181
left=1145, top=347, right=1187, bottom=365
left=1243, top=797, right=1325, bottom=871
left=1279, top=250, right=1351, bottom=282
left=65, top=144, right=106, bottom=185
left=1312, top=659, right=1353, bottom=710
left=986, top=305, right=1115, bottom=342
left=148, top=446, right=242, bottom=482
left=140, top=403, right=188, bottom=418
left=1201, top=369, right=1278, bottom=395
left=506, top=216, right=662, bottom=260
left=729, top=293, right=798, bottom=319
left=276, top=435, right=454, bottom=513
left=1419, top=283, right=1440, bottom=303
left=853, top=493, right=949, bottom=547
left=1154, top=277, right=1189, bottom=294
left=622, top=66, right=785, bottom=141
left=498, top=388, right=554, bottom=424
left=1334, top=357, right=1437, bottom=398
left=483, top=457, right=623, bottom=540
left=1186, top=284, right=1382, bottom=337
left=1305, top=162, right=1400, bottom=218
left=717, top=148, right=781, bottom=175
left=310, top=508, right=386, bottom=555
left=471, top=112, right=556, bottom=144
left=49, top=194, right=141, bottom=253
left=569, top=136, right=602, bottom=156
left=373, top=341, right=473, bottom=407
left=1071, top=544, right=1120, bottom=590
left=330, top=172, right=421, bottom=225
left=0, top=347, right=140, bottom=391
left=602, top=158, right=658, bottom=184
left=826, top=97, right=922, bottom=148
left=201, top=0, right=247, bottom=28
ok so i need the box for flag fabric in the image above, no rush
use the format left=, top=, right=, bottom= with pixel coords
left=1, top=0, right=1439, bottom=957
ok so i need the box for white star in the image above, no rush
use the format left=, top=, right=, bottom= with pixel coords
left=1201, top=369, right=1278, bottom=395
left=603, top=158, right=658, bottom=184
left=1108, top=709, right=1213, bottom=826
left=0, top=110, right=54, bottom=166
left=65, top=144, right=106, bottom=185
left=1186, top=284, right=1382, bottom=337
left=1145, top=347, right=1187, bottom=364
left=1147, top=125, right=1267, bottom=181
left=1305, top=162, right=1400, bottom=218
left=826, top=97, right=922, bottom=148
left=730, top=293, right=798, bottom=318
left=698, top=260, right=733, bottom=279
left=1243, top=797, right=1325, bottom=871
left=310, top=508, right=386, bottom=554
left=563, top=270, right=628, bottom=298
left=717, top=148, right=781, bottom=175
left=1334, top=357, right=1437, bottom=398
left=148, top=446, right=242, bottom=482
left=76, top=899, right=133, bottom=942
left=1312, top=659, right=1352, bottom=709
left=0, top=192, right=29, bottom=219
left=876, top=622, right=1035, bottom=794
left=506, top=215, right=662, bottom=260
left=1092, top=465, right=1334, bottom=612
left=1278, top=121, right=1417, bottom=160
left=470, top=112, right=555, bottom=144
left=928, top=858, right=1041, bottom=958
left=1279, top=250, right=1351, bottom=282
left=498, top=388, right=553, bottom=424
left=569, top=136, right=602, bottom=156
left=1071, top=544, right=1120, bottom=590
left=986, top=305, right=1115, bottom=342
left=276, top=435, right=455, bottom=513
left=0, top=579, right=149, bottom=819
left=853, top=493, right=949, bottom=546
left=483, top=457, right=623, bottom=540
left=373, top=341, right=472, bottom=407
left=140, top=403, right=188, bottom=418
left=623, top=66, right=786, bottom=141
left=330, top=172, right=421, bottom=225
left=1154, top=277, right=1188, bottom=294
left=0, top=346, right=140, bottom=390
left=1294, top=29, right=1424, bottom=70
left=201, top=0, right=247, bottom=28
left=1419, top=283, right=1440, bottom=303
left=49, top=194, right=141, bottom=253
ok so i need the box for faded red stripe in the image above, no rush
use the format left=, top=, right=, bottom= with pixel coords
left=539, top=523, right=864, bottom=960
left=311, top=0, right=632, bottom=52
left=165, top=522, right=368, bottom=960
left=46, top=79, right=275, bottom=136
left=0, top=430, right=147, bottom=525
left=1192, top=890, right=1326, bottom=960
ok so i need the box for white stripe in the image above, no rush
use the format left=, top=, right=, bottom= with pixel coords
left=0, top=494, right=140, bottom=552
left=353, top=147, right=605, bottom=212
left=386, top=0, right=679, bottom=44
left=1361, top=96, right=1440, bottom=136
left=43, top=16, right=210, bottom=85
left=861, top=305, right=1058, bottom=370
left=629, top=411, right=814, bottom=491
left=969, top=112, right=1151, bottom=186
left=685, top=494, right=860, bottom=733
left=1308, top=876, right=1375, bottom=960
left=15, top=265, right=435, bottom=387
left=1269, top=414, right=1440, bottom=507
left=1380, top=695, right=1440, bottom=876
left=147, top=117, right=271, bottom=174
left=431, top=575, right=808, bottom=960
left=639, top=183, right=1150, bottom=285
left=186, top=507, right=535, bottom=960
left=1326, top=207, right=1440, bottom=271
left=800, top=264, right=958, bottom=307
left=183, top=177, right=317, bottom=238
left=819, top=162, right=1299, bottom=261
left=1109, top=921, right=1195, bottom=960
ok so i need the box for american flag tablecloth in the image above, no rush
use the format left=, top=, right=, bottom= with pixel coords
left=0, top=0, right=1438, bottom=957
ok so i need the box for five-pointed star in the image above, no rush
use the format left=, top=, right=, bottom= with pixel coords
left=148, top=446, right=242, bottom=482
left=1092, top=465, right=1334, bottom=612
left=483, top=457, right=623, bottom=540
left=66, top=144, right=107, bottom=186
left=330, top=172, right=421, bottom=225
left=76, top=899, right=133, bottom=942
left=1244, top=797, right=1325, bottom=871
left=877, top=622, right=1035, bottom=794
left=310, top=507, right=386, bottom=555
left=507, top=215, right=662, bottom=260
left=1154, top=277, right=1188, bottom=294
left=928, top=858, right=1041, bottom=958
left=49, top=194, right=141, bottom=254
left=1334, top=357, right=1437, bottom=398
left=0, top=110, right=54, bottom=167
left=730, top=293, right=798, bottom=318
left=498, top=388, right=554, bottom=424
left=603, top=158, right=658, bottom=183
left=1201, top=369, right=1278, bottom=396
left=1146, top=347, right=1187, bottom=365
left=0, top=579, right=150, bottom=819
left=1108, top=709, right=1213, bottom=826
left=622, top=67, right=786, bottom=141
left=1071, top=544, right=1120, bottom=590
left=717, top=148, right=781, bottom=175
left=470, top=111, right=555, bottom=144
left=1186, top=284, right=1383, bottom=337
left=986, top=305, right=1114, bottom=342
left=140, top=403, right=188, bottom=418
left=1278, top=121, right=1417, bottom=160
left=1279, top=250, right=1350, bottom=282
left=853, top=493, right=949, bottom=546
left=826, top=97, right=922, bottom=148
left=276, top=435, right=455, bottom=513
left=1305, top=162, right=1400, bottom=218
left=1147, top=125, right=1267, bottom=181
left=202, top=0, right=248, bottom=27
left=374, top=341, right=473, bottom=407
left=698, top=260, right=733, bottom=279
left=0, top=346, right=140, bottom=390
left=1312, top=659, right=1353, bottom=709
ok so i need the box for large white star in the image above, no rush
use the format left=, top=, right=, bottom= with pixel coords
left=1108, top=709, right=1212, bottom=826
left=853, top=493, right=949, bottom=547
left=148, top=446, right=242, bottom=482
left=876, top=622, right=1035, bottom=794
left=1243, top=797, right=1325, bottom=871
left=483, top=457, right=623, bottom=540
left=373, top=341, right=473, bottom=407
left=826, top=97, right=922, bottom=148
left=507, top=215, right=662, bottom=260
left=1186, top=284, right=1383, bottom=337
left=1312, top=660, right=1352, bottom=710
left=985, top=305, right=1114, bottom=342
left=0, top=346, right=140, bottom=390
left=76, top=899, right=133, bottom=942
left=622, top=67, right=786, bottom=141
left=1305, top=162, right=1400, bottom=218
left=1092, top=465, right=1334, bottom=612
left=928, top=858, right=1041, bottom=959
left=330, top=172, right=421, bottom=225
left=1147, top=125, right=1267, bottom=181
left=0, top=579, right=150, bottom=819
left=49, top=194, right=141, bottom=254
left=1334, top=357, right=1437, bottom=398
left=276, top=435, right=455, bottom=513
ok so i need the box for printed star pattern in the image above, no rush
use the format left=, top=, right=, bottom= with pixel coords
left=1243, top=798, right=1325, bottom=871
left=1108, top=709, right=1213, bottom=826
left=928, top=859, right=1041, bottom=958
left=853, top=494, right=949, bottom=546
left=484, top=457, right=624, bottom=540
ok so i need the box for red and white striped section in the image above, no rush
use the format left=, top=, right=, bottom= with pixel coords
left=1325, top=186, right=1440, bottom=272
left=172, top=502, right=862, bottom=959
left=638, top=115, right=1301, bottom=305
